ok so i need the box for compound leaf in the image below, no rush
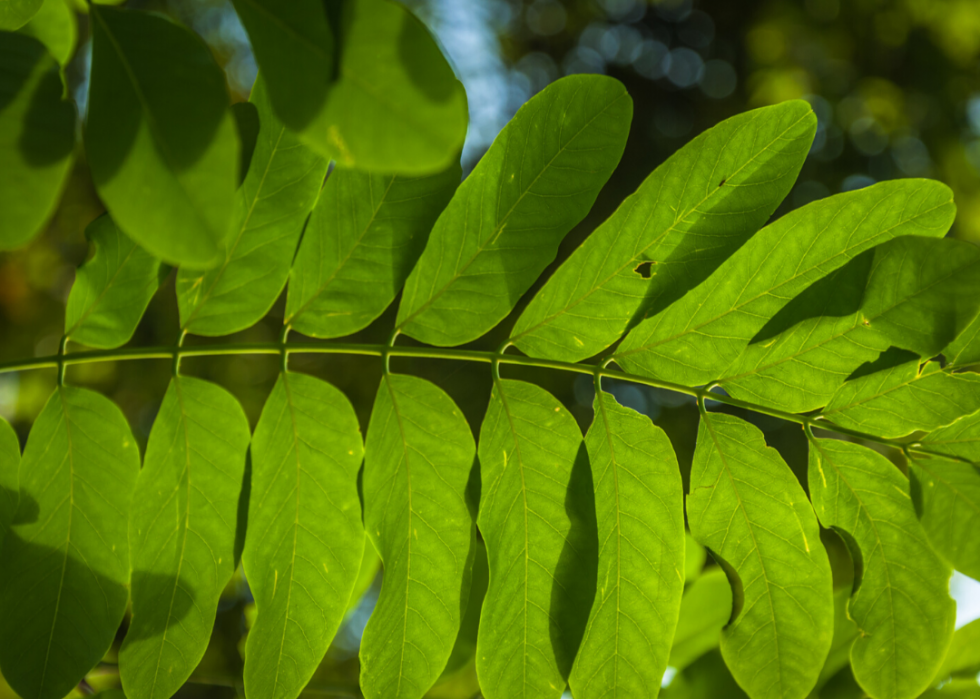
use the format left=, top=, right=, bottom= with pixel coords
left=18, top=0, right=76, bottom=66
left=807, top=437, right=956, bottom=699
left=360, top=374, right=476, bottom=699
left=821, top=361, right=980, bottom=438
left=908, top=454, right=980, bottom=580
left=0, top=32, right=75, bottom=251
left=668, top=564, right=732, bottom=673
left=65, top=214, right=167, bottom=349
left=477, top=379, right=597, bottom=699
left=0, top=386, right=139, bottom=699
left=0, top=416, right=19, bottom=546
left=920, top=410, right=980, bottom=463
left=177, top=75, right=328, bottom=336
left=510, top=100, right=816, bottom=362
left=87, top=5, right=239, bottom=269
left=396, top=74, right=632, bottom=346
left=119, top=376, right=250, bottom=699
left=687, top=410, right=833, bottom=699
left=243, top=371, right=364, bottom=699
left=568, top=389, right=685, bottom=699
left=0, top=0, right=42, bottom=30
left=614, top=179, right=956, bottom=385
left=285, top=164, right=459, bottom=339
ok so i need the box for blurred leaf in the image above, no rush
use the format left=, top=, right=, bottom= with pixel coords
left=87, top=5, right=239, bottom=269
left=687, top=410, right=833, bottom=699
left=286, top=163, right=459, bottom=339
left=807, top=437, right=956, bottom=699
left=0, top=386, right=139, bottom=699
left=660, top=649, right=749, bottom=699
left=0, top=0, right=42, bottom=30
left=614, top=180, right=956, bottom=385
left=243, top=371, right=364, bottom=699
left=0, top=32, right=75, bottom=251
left=822, top=361, right=980, bottom=438
left=177, top=76, right=328, bottom=336
left=477, top=379, right=597, bottom=699
left=360, top=374, right=476, bottom=699
left=569, top=389, right=685, bottom=699
left=439, top=539, right=489, bottom=679
left=345, top=543, right=381, bottom=616
left=65, top=214, right=167, bottom=349
left=18, top=0, right=75, bottom=66
left=511, top=100, right=816, bottom=363
left=0, top=416, right=19, bottom=548
left=919, top=680, right=980, bottom=698
left=684, top=532, right=705, bottom=582
left=230, top=100, right=259, bottom=186
left=935, top=618, right=980, bottom=681
left=668, top=568, right=731, bottom=673
left=921, top=410, right=980, bottom=463
left=119, top=376, right=250, bottom=699
left=397, top=75, right=632, bottom=346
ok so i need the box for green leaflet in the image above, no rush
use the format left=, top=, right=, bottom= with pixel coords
left=944, top=313, right=980, bottom=367
left=230, top=0, right=333, bottom=132
left=661, top=649, right=750, bottom=699
left=177, top=76, right=328, bottom=336
left=807, top=437, right=956, bottom=699
left=920, top=409, right=980, bottom=462
left=119, top=376, right=250, bottom=699
left=668, top=567, right=732, bottom=673
left=687, top=410, right=833, bottom=699
left=0, top=386, right=139, bottom=699
left=285, top=164, right=460, bottom=339
left=0, top=32, right=75, bottom=251
left=87, top=6, right=239, bottom=269
left=18, top=0, right=75, bottom=66
left=0, top=416, right=19, bottom=546
left=346, top=544, right=381, bottom=616
left=294, top=0, right=467, bottom=175
left=396, top=74, right=632, bottom=346
left=477, top=379, right=597, bottom=699
left=719, top=235, right=980, bottom=412
left=821, top=361, right=980, bottom=438
left=685, top=532, right=706, bottom=581
left=569, top=389, right=685, bottom=699
left=815, top=587, right=859, bottom=690
left=440, top=539, right=489, bottom=678
left=0, top=0, right=41, bottom=30
left=65, top=215, right=167, bottom=349
left=360, top=374, right=476, bottom=699
left=920, top=680, right=980, bottom=699
left=908, top=454, right=980, bottom=580
left=244, top=371, right=364, bottom=699
left=935, top=618, right=980, bottom=681
left=510, top=100, right=816, bottom=362
left=614, top=179, right=956, bottom=385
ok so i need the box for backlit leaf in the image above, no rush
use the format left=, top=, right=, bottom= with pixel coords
left=346, top=544, right=381, bottom=616
left=0, top=416, right=19, bottom=547
left=684, top=532, right=706, bottom=581
left=569, top=388, right=685, bottom=699
left=944, top=313, right=980, bottom=368
left=807, top=437, right=956, bottom=699
left=18, top=0, right=75, bottom=66
left=935, top=618, right=980, bottom=681
left=920, top=409, right=980, bottom=463
left=119, top=376, right=250, bottom=699
left=0, top=386, right=139, bottom=699
left=360, top=374, right=476, bottom=699
left=668, top=567, right=731, bottom=673
left=396, top=74, right=632, bottom=346
left=244, top=371, right=364, bottom=699
left=510, top=100, right=816, bottom=362
left=87, top=5, right=239, bottom=269
left=477, top=379, right=597, bottom=699
left=687, top=410, right=833, bottom=699
left=0, top=0, right=42, bottom=30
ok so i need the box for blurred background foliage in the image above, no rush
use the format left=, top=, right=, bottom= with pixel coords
left=2, top=0, right=980, bottom=696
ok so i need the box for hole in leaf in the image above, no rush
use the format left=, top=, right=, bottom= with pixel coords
left=706, top=547, right=743, bottom=625
left=633, top=261, right=655, bottom=279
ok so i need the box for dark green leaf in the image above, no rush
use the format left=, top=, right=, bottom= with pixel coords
left=285, top=164, right=459, bottom=338
left=243, top=371, right=364, bottom=699
left=119, top=376, right=250, bottom=699
left=808, top=437, right=956, bottom=699
left=87, top=6, right=239, bottom=269
left=687, top=410, right=834, bottom=699
left=477, top=379, right=597, bottom=699
left=0, top=0, right=42, bottom=30
left=360, top=374, right=476, bottom=699
left=510, top=100, right=816, bottom=362
left=65, top=214, right=167, bottom=349
left=668, top=568, right=731, bottom=673
left=920, top=409, right=980, bottom=463
left=569, top=389, right=685, bottom=699
left=0, top=386, right=139, bottom=699
left=177, top=76, right=328, bottom=336
left=0, top=32, right=75, bottom=251
left=0, top=416, right=19, bottom=547
left=231, top=100, right=259, bottom=185
left=18, top=0, right=75, bottom=66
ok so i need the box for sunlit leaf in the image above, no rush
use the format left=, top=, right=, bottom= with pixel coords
left=360, top=374, right=476, bottom=699
left=65, top=214, right=167, bottom=349
left=920, top=409, right=980, bottom=463
left=243, top=371, right=364, bottom=699
left=0, top=386, right=139, bottom=699
left=668, top=567, right=731, bottom=673
left=614, top=180, right=956, bottom=385
left=177, top=76, right=328, bottom=336
left=807, top=437, right=956, bottom=699
left=0, top=32, right=75, bottom=251
left=119, top=376, right=250, bottom=699
left=18, top=0, right=75, bottom=66
left=569, top=388, right=685, bottom=699
left=511, top=100, right=816, bottom=362
left=396, top=74, right=632, bottom=346
left=477, top=379, right=597, bottom=699
left=687, top=410, right=833, bottom=699
left=286, top=164, right=459, bottom=339
left=684, top=532, right=706, bottom=581
left=87, top=5, right=239, bottom=269
left=0, top=416, right=19, bottom=547
left=0, top=0, right=42, bottom=30
left=945, top=313, right=980, bottom=368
